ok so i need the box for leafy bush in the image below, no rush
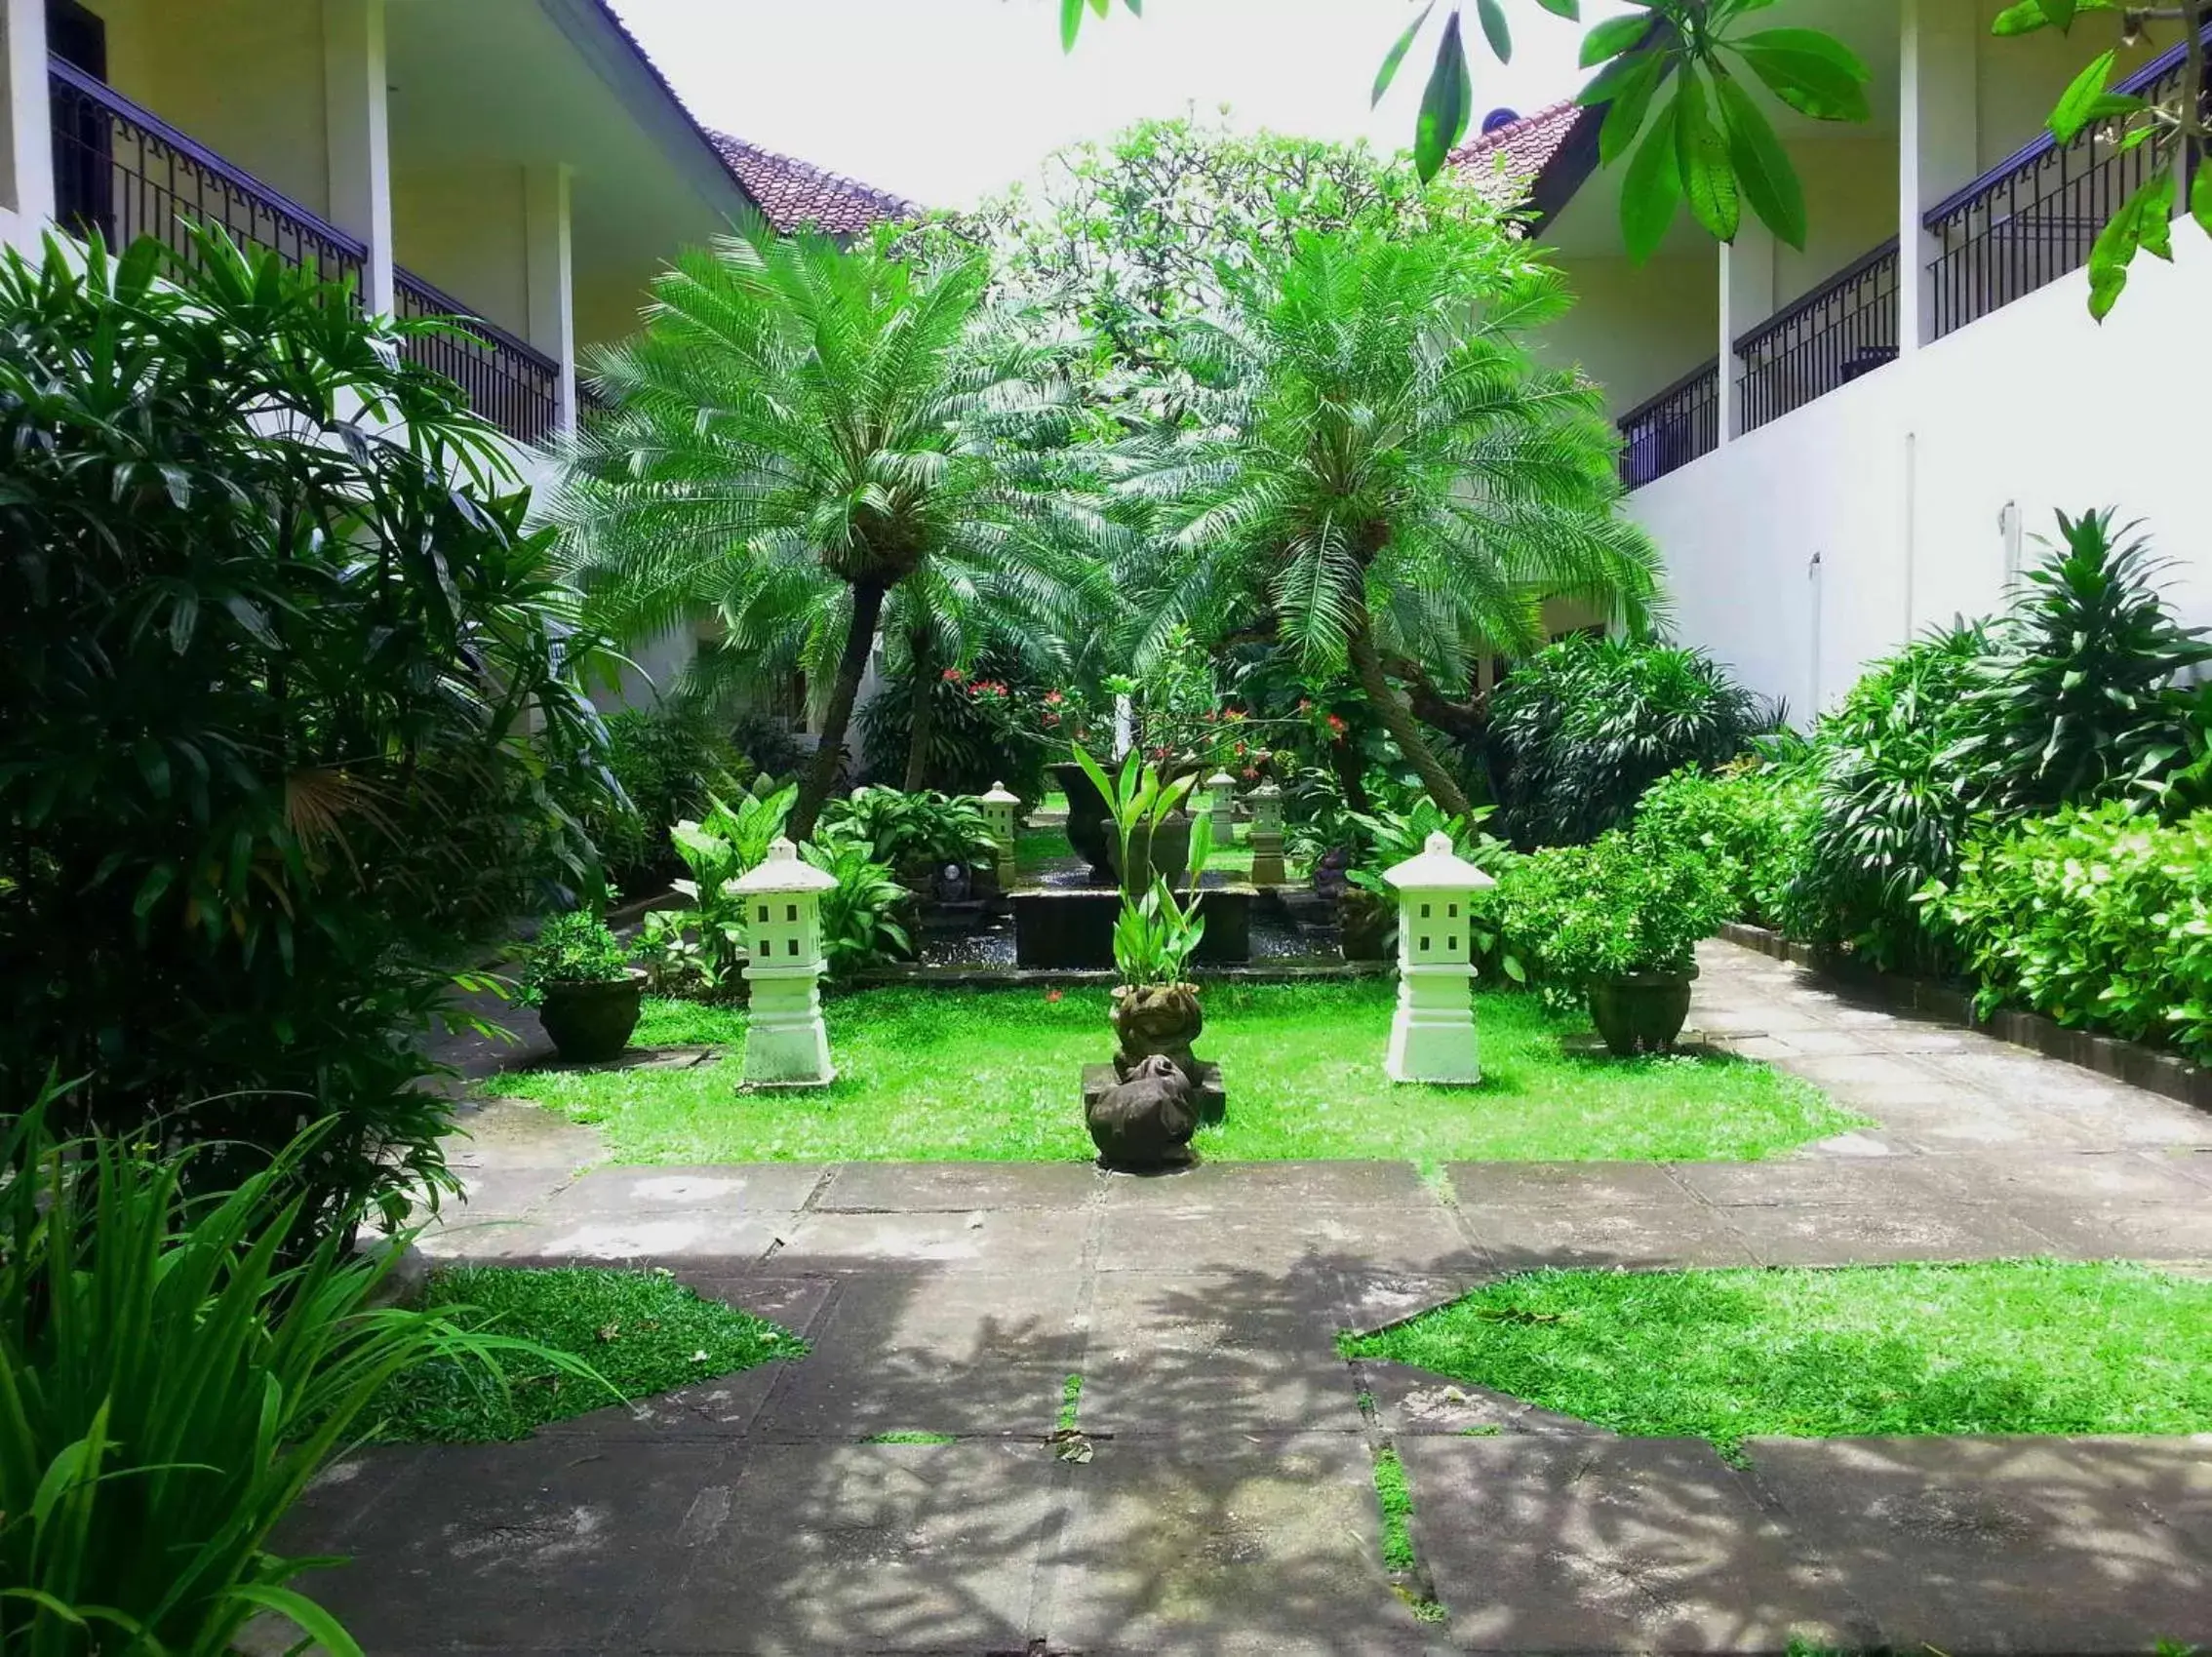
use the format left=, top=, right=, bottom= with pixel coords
left=1343, top=799, right=1514, bottom=898
left=1785, top=625, right=1989, bottom=975
left=1634, top=760, right=1815, bottom=930
left=518, top=912, right=632, bottom=1000
left=0, top=1100, right=572, bottom=1655
left=585, top=703, right=748, bottom=895
left=643, top=784, right=798, bottom=994
left=818, top=786, right=996, bottom=874
left=801, top=828, right=914, bottom=980
left=1926, top=803, right=2212, bottom=1064
left=0, top=233, right=611, bottom=1233
left=1491, top=830, right=1733, bottom=990
left=857, top=660, right=1051, bottom=802
left=1490, top=635, right=1773, bottom=848
left=1955, top=509, right=2211, bottom=816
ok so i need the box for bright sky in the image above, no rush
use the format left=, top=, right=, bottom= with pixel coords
left=611, top=0, right=1635, bottom=210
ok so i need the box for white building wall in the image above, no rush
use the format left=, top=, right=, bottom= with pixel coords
left=1630, top=222, right=2211, bottom=719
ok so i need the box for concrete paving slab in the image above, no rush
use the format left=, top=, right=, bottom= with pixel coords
left=1667, top=1157, right=1957, bottom=1209
left=1401, top=1436, right=1872, bottom=1652
left=286, top=1440, right=743, bottom=1651
left=1461, top=1200, right=1761, bottom=1271
left=643, top=1440, right=1055, bottom=1656
left=1098, top=1158, right=1433, bottom=1208
left=537, top=1163, right=829, bottom=1217
left=1719, top=1202, right=2059, bottom=1267
left=752, top=1270, right=1086, bottom=1440
left=1747, top=1436, right=2212, bottom=1654
left=1335, top=1270, right=1487, bottom=1334
left=1078, top=1270, right=1363, bottom=1440
left=1358, top=1359, right=1610, bottom=1440
left=1095, top=1202, right=1485, bottom=1279
left=767, top=1205, right=1092, bottom=1274
left=1907, top=1149, right=2212, bottom=1208
left=1043, top=1432, right=1425, bottom=1656
left=1883, top=1105, right=2117, bottom=1151
left=1783, top=1053, right=1961, bottom=1102
left=463, top=1208, right=798, bottom=1266
left=2007, top=1203, right=2212, bottom=1262
left=1446, top=1161, right=1693, bottom=1211
left=816, top=1159, right=1104, bottom=1211
left=441, top=1094, right=601, bottom=1171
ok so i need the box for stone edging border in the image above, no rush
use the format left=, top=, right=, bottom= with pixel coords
left=1718, top=921, right=2212, bottom=1114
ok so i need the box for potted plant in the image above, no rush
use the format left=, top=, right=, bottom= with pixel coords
left=1075, top=746, right=1215, bottom=1080
left=1493, top=830, right=1732, bottom=1055
left=521, top=911, right=644, bottom=1063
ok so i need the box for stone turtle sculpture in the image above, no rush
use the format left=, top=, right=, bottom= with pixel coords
left=1086, top=1052, right=1198, bottom=1170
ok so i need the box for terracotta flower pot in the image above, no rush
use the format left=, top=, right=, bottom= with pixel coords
left=1587, top=968, right=1697, bottom=1056
left=1110, top=981, right=1205, bottom=1081
left=538, top=969, right=645, bottom=1063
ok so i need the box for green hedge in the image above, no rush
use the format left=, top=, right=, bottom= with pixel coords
left=1633, top=765, right=1813, bottom=931
left=1928, top=803, right=2212, bottom=1066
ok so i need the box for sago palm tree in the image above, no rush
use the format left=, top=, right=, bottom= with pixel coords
left=548, top=228, right=1099, bottom=837
left=1122, top=229, right=1659, bottom=818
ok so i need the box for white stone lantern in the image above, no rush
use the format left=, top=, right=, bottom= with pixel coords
left=977, top=781, right=1021, bottom=891
left=732, top=837, right=838, bottom=1087
left=1205, top=770, right=1239, bottom=845
left=1247, top=781, right=1286, bottom=887
left=1383, top=831, right=1495, bottom=1085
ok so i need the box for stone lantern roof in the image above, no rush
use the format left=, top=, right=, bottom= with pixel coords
left=1383, top=831, right=1497, bottom=891
left=731, top=837, right=839, bottom=894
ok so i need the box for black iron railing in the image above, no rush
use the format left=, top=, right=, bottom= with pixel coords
left=1735, top=240, right=1899, bottom=434
left=48, top=58, right=365, bottom=285
left=394, top=269, right=563, bottom=447
left=1616, top=358, right=1718, bottom=489
left=1925, top=34, right=2204, bottom=339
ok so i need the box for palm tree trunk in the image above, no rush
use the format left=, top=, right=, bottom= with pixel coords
left=791, top=578, right=889, bottom=842
left=1346, top=618, right=1475, bottom=821
left=902, top=632, right=935, bottom=793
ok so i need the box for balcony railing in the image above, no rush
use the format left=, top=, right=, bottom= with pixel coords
left=48, top=58, right=364, bottom=287
left=1617, top=358, right=1718, bottom=489
left=1735, top=240, right=1899, bottom=435
left=1925, top=33, right=2204, bottom=339
left=394, top=270, right=564, bottom=448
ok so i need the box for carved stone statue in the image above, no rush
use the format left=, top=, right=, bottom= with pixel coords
left=1086, top=1052, right=1199, bottom=1170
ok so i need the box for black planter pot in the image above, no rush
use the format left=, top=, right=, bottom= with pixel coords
left=1048, top=760, right=1115, bottom=883
left=1587, top=968, right=1696, bottom=1056
left=538, top=970, right=646, bottom=1063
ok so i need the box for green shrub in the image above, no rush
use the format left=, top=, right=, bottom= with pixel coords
left=1786, top=625, right=1989, bottom=975
left=1490, top=635, right=1772, bottom=848
left=0, top=1100, right=575, bottom=1656
left=802, top=827, right=914, bottom=979
left=586, top=703, right=748, bottom=895
left=818, top=786, right=996, bottom=873
left=643, top=783, right=798, bottom=994
left=518, top=912, right=632, bottom=1002
left=1926, top=802, right=2212, bottom=1063
left=1956, top=509, right=2211, bottom=816
left=1634, top=761, right=1814, bottom=930
left=857, top=660, right=1049, bottom=801
left=0, top=233, right=611, bottom=1233
left=1490, top=830, right=1733, bottom=991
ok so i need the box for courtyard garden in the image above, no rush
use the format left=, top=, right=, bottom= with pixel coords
left=6, top=12, right=2212, bottom=1641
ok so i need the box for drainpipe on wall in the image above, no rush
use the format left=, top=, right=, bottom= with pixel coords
left=1806, top=550, right=1824, bottom=722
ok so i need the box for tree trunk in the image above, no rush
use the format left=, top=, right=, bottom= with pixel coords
left=791, top=577, right=889, bottom=842
left=1347, top=618, right=1475, bottom=821
left=902, top=631, right=935, bottom=793
left=1326, top=727, right=1371, bottom=814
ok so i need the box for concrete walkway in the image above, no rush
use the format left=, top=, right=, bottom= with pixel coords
left=284, top=942, right=2212, bottom=1654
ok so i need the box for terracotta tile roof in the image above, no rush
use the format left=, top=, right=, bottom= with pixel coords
left=707, top=133, right=924, bottom=235
left=1446, top=99, right=1584, bottom=208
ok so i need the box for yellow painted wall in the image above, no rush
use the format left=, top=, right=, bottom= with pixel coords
left=1538, top=254, right=1718, bottom=419
left=392, top=162, right=528, bottom=336
left=1774, top=134, right=1899, bottom=305
left=573, top=265, right=653, bottom=354
left=82, top=0, right=331, bottom=218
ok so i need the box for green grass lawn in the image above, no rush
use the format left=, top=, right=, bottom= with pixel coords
left=494, top=980, right=1856, bottom=1164
left=1340, top=1261, right=2212, bottom=1454
left=372, top=1266, right=804, bottom=1442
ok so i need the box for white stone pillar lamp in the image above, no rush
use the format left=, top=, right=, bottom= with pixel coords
left=1247, top=782, right=1286, bottom=887
left=1205, top=770, right=1239, bottom=845
left=733, top=837, right=838, bottom=1087
left=1383, top=831, right=1494, bottom=1085
left=978, top=781, right=1020, bottom=890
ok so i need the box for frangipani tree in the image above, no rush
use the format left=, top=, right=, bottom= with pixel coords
left=550, top=228, right=1104, bottom=837
left=1123, top=229, right=1659, bottom=819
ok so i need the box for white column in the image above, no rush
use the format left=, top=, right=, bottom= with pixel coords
left=1717, top=221, right=1773, bottom=442
left=525, top=162, right=576, bottom=433
left=323, top=0, right=394, bottom=313
left=0, top=0, right=56, bottom=251
left=1900, top=0, right=1979, bottom=351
